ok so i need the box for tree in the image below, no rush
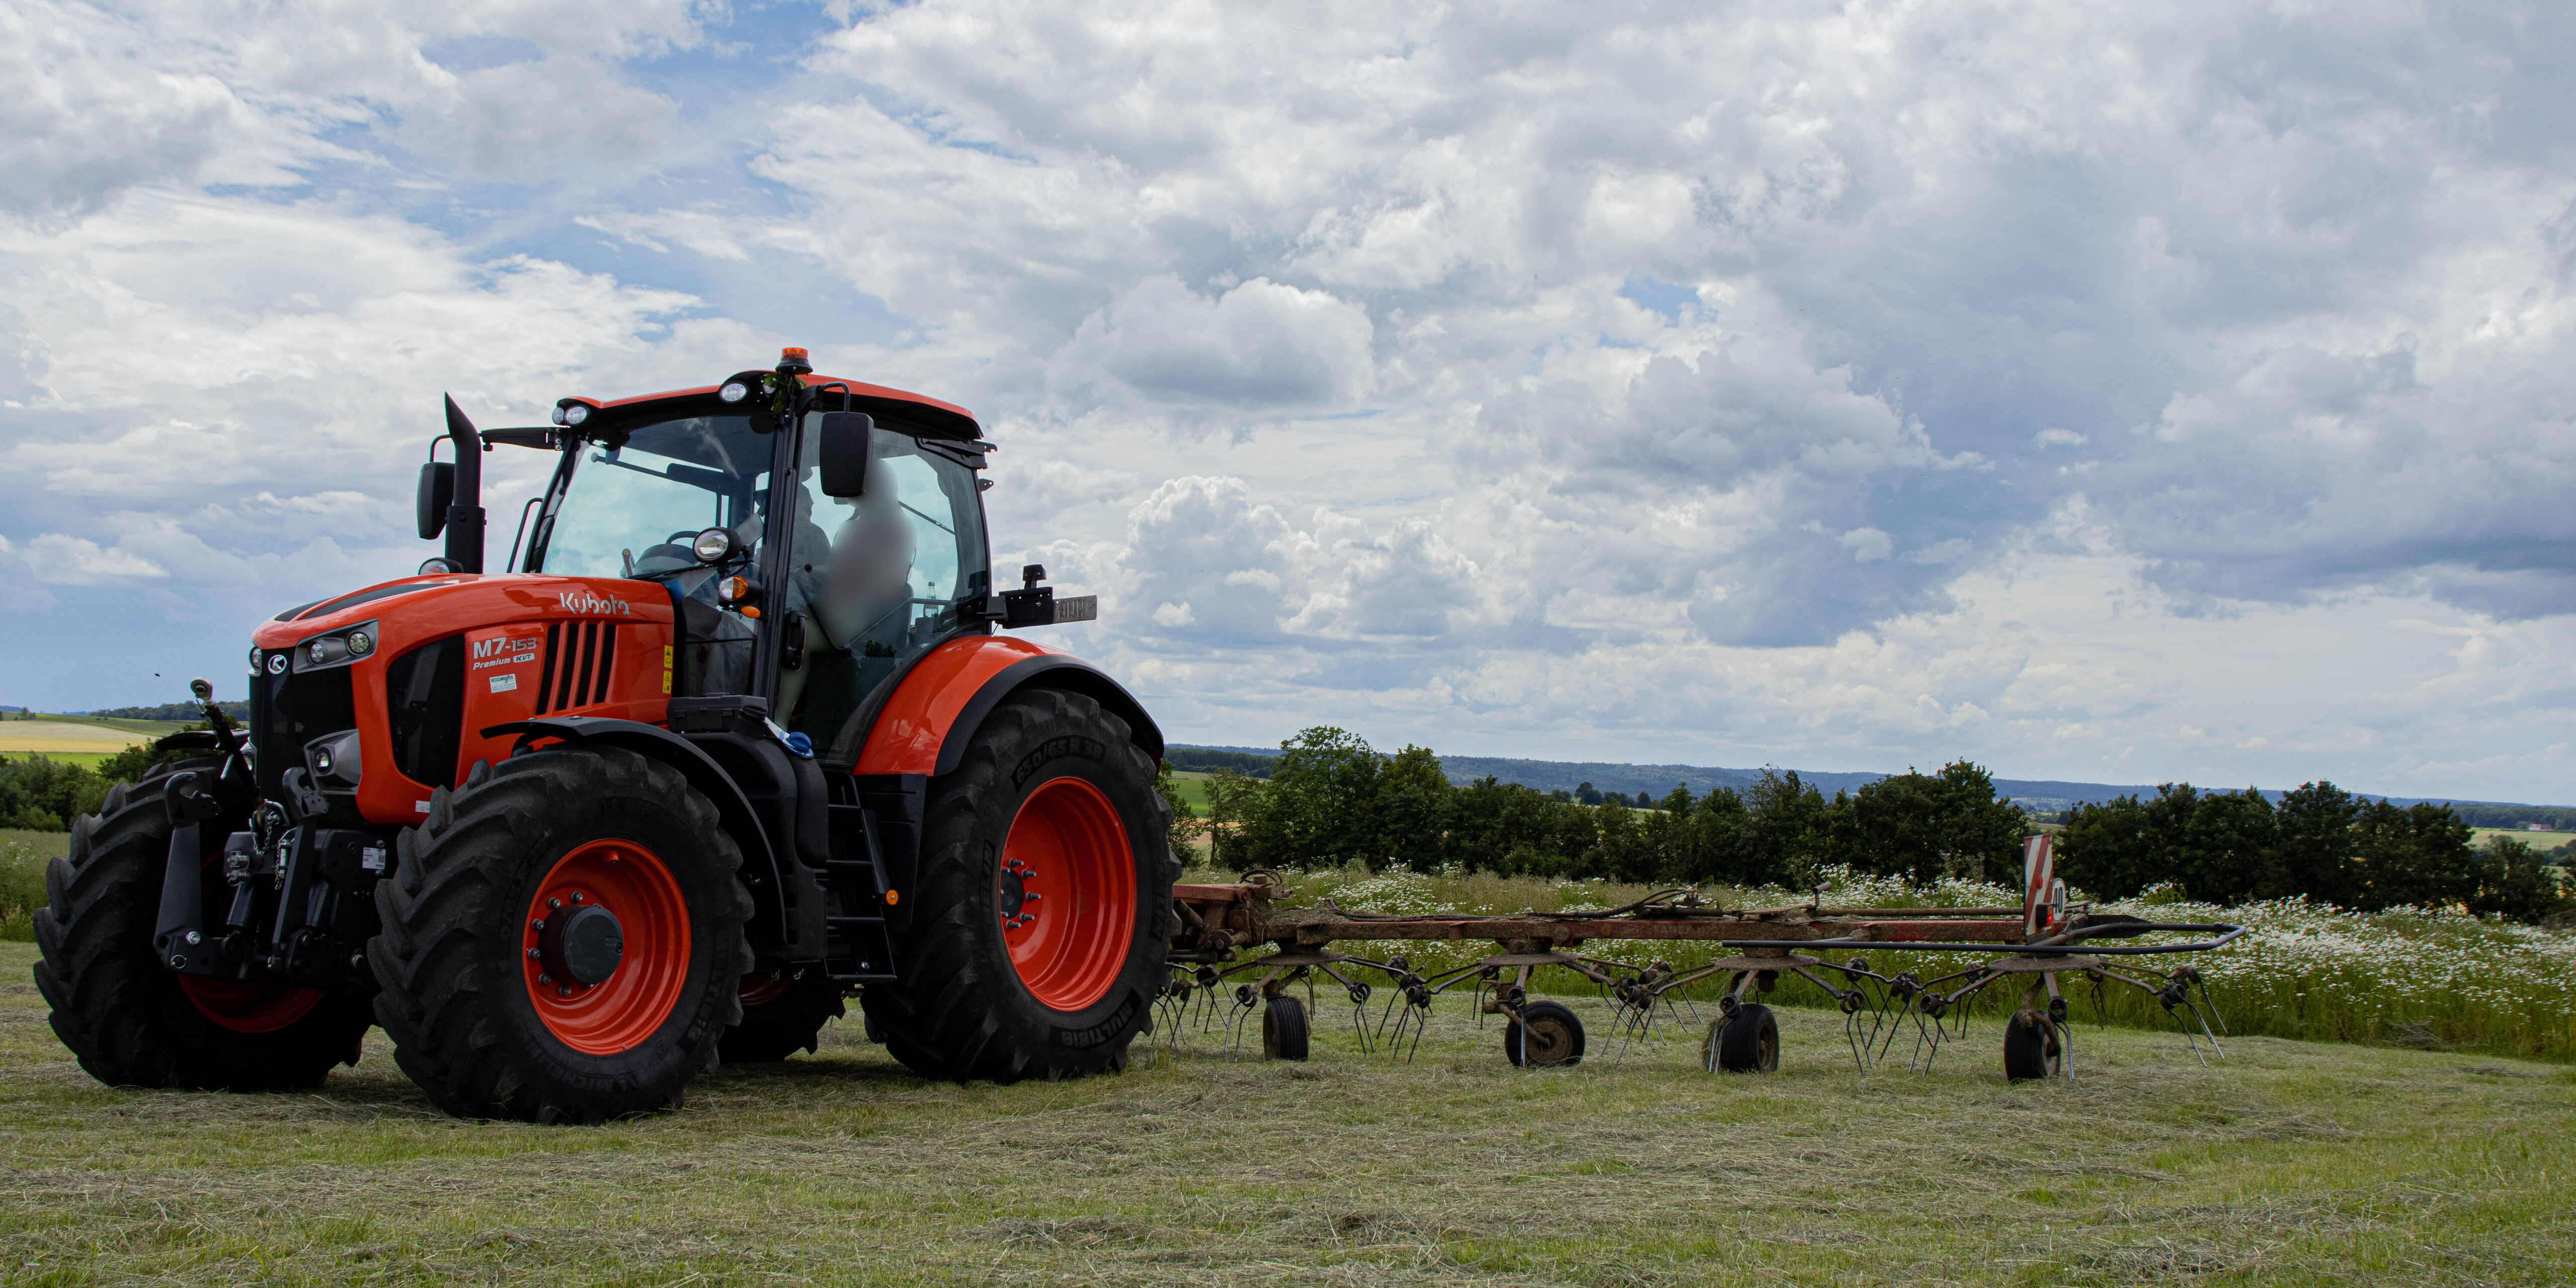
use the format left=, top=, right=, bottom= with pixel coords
left=1575, top=781, right=1602, bottom=807
left=1375, top=745, right=1453, bottom=870
left=2356, top=799, right=2477, bottom=911
left=1825, top=761, right=2027, bottom=886
left=1735, top=769, right=1827, bottom=889
left=2174, top=787, right=2275, bottom=905
left=1242, top=727, right=1388, bottom=869
left=2057, top=793, right=2164, bottom=899
left=0, top=755, right=111, bottom=831
left=1200, top=769, right=1266, bottom=871
left=2268, top=780, right=2361, bottom=905
left=2469, top=836, right=2569, bottom=924
left=1152, top=760, right=1198, bottom=865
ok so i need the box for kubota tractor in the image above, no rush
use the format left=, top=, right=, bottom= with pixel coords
left=34, top=348, right=1177, bottom=1122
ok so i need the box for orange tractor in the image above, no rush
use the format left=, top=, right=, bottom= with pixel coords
left=35, top=349, right=1176, bottom=1121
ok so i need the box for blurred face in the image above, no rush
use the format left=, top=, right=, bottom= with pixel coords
left=816, top=470, right=917, bottom=643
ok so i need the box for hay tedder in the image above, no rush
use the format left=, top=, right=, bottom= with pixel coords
left=1153, top=838, right=2243, bottom=1082
left=32, top=349, right=2239, bottom=1121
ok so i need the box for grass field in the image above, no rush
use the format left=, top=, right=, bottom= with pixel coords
left=2471, top=827, right=2571, bottom=855
left=1167, top=769, right=1216, bottom=813
left=2, top=940, right=2570, bottom=1285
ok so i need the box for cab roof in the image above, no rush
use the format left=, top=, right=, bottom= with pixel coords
left=565, top=373, right=982, bottom=443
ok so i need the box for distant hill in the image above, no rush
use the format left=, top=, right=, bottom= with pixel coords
left=1165, top=744, right=2574, bottom=826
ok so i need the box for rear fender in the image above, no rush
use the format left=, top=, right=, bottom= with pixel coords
left=846, top=636, right=1164, bottom=777
left=479, top=717, right=793, bottom=950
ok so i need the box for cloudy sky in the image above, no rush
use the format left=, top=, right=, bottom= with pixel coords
left=4, top=1, right=2571, bottom=801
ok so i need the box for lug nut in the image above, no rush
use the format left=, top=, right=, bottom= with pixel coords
left=531, top=919, right=546, bottom=931
left=557, top=986, right=572, bottom=997
left=548, top=898, right=562, bottom=910
left=528, top=947, right=543, bottom=958
left=570, top=892, right=584, bottom=903
left=184, top=930, right=202, bottom=945
left=538, top=973, right=553, bottom=985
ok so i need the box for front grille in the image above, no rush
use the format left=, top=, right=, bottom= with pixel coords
left=248, top=656, right=356, bottom=800
left=386, top=637, right=465, bottom=789
left=534, top=621, right=618, bottom=714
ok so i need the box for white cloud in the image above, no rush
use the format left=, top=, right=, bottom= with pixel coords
left=5, top=0, right=2576, bottom=802
left=14, top=533, right=167, bottom=584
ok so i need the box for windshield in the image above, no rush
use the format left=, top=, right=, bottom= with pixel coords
left=533, top=414, right=777, bottom=696
left=526, top=408, right=992, bottom=728
left=538, top=415, right=770, bottom=580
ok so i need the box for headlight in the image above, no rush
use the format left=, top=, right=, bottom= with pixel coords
left=561, top=404, right=591, bottom=426
left=247, top=645, right=261, bottom=676
left=550, top=406, right=568, bottom=426
left=307, top=729, right=362, bottom=788
left=691, top=527, right=735, bottom=564
left=292, top=620, right=380, bottom=672
left=717, top=381, right=750, bottom=404
left=419, top=556, right=460, bottom=575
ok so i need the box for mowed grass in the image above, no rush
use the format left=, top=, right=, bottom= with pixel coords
left=3, top=942, right=2572, bottom=1286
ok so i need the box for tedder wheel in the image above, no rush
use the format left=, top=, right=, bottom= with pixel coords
left=1262, top=994, right=1310, bottom=1061
left=370, top=748, right=753, bottom=1122
left=1709, top=1003, right=1780, bottom=1073
left=860, top=688, right=1178, bottom=1082
left=2003, top=1010, right=2062, bottom=1082
left=1504, top=1000, right=1586, bottom=1067
left=721, top=968, right=847, bottom=1062
left=34, top=758, right=372, bottom=1090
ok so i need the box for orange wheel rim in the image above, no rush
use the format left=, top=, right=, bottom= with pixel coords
left=178, top=976, right=324, bottom=1034
left=998, top=776, right=1135, bottom=1012
left=522, top=839, right=692, bottom=1055
left=737, top=973, right=793, bottom=1007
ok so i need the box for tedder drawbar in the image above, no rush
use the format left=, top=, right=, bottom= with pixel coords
left=33, top=350, right=2242, bottom=1123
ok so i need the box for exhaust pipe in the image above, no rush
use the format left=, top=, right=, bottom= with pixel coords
left=442, top=394, right=485, bottom=573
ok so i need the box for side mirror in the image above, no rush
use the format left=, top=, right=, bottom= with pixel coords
left=818, top=411, right=875, bottom=497
left=417, top=461, right=455, bottom=539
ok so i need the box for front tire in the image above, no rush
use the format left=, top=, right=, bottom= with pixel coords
left=33, top=758, right=371, bottom=1091
left=369, top=749, right=753, bottom=1122
left=861, top=689, right=1178, bottom=1082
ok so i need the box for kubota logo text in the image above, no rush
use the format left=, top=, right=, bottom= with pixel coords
left=558, top=590, right=631, bottom=616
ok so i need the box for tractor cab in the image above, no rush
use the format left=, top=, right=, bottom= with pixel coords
left=33, top=349, right=1175, bottom=1123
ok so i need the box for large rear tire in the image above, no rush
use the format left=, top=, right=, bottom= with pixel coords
left=860, top=689, right=1177, bottom=1082
left=33, top=758, right=372, bottom=1090
left=370, top=749, right=753, bottom=1122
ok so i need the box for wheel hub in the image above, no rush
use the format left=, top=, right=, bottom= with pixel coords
left=996, top=858, right=1038, bottom=929
left=542, top=902, right=624, bottom=986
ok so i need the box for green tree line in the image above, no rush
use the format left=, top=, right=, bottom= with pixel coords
left=2057, top=782, right=2564, bottom=922
left=1187, top=728, right=2571, bottom=923
left=1196, top=727, right=2028, bottom=892
left=0, top=739, right=207, bottom=831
